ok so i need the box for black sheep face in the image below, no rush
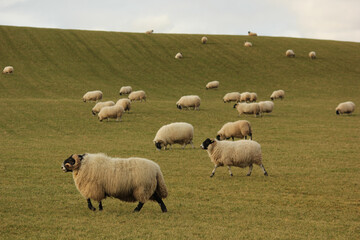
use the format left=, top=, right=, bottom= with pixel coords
left=61, top=154, right=84, bottom=172
left=177, top=105, right=182, bottom=110
left=154, top=142, right=163, bottom=150
left=233, top=103, right=238, bottom=108
left=201, top=138, right=214, bottom=150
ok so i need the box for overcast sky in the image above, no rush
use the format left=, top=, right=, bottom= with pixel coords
left=0, top=0, right=359, bottom=42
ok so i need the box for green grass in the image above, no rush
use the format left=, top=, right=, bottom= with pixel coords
left=0, top=25, right=359, bottom=239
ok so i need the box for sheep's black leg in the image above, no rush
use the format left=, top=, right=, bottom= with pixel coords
left=133, top=202, right=144, bottom=212
left=231, top=137, right=234, bottom=141
left=152, top=192, right=167, bottom=213
left=210, top=165, right=218, bottom=177
left=260, top=164, right=268, bottom=176
left=87, top=198, right=96, bottom=211
left=247, top=164, right=253, bottom=176
left=98, top=201, right=103, bottom=211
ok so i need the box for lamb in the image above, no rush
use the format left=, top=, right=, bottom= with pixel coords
left=176, top=95, right=201, bottom=110
left=335, top=101, right=355, bottom=115
left=233, top=102, right=260, bottom=117
left=201, top=36, right=208, bottom=44
left=98, top=105, right=124, bottom=122
left=258, top=101, right=274, bottom=116
left=2, top=66, right=14, bottom=74
left=286, top=49, right=295, bottom=57
left=248, top=31, right=257, bottom=36
left=145, top=30, right=154, bottom=34
left=128, top=90, right=146, bottom=102
left=270, top=90, right=285, bottom=100
left=175, top=52, right=183, bottom=59
left=61, top=153, right=168, bottom=212
left=201, top=138, right=268, bottom=177
left=116, top=98, right=131, bottom=113
left=153, top=122, right=194, bottom=150
left=223, top=92, right=241, bottom=103
left=216, top=120, right=252, bottom=141
left=244, top=41, right=252, bottom=47
left=119, top=86, right=132, bottom=95
left=249, top=92, right=257, bottom=102
left=309, top=51, right=316, bottom=59
left=92, top=101, right=115, bottom=115
left=82, top=90, right=103, bottom=102
left=206, top=81, right=219, bottom=89
left=240, top=92, right=251, bottom=102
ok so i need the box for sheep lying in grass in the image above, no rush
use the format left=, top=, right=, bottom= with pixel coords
left=2, top=66, right=14, bottom=74
left=270, top=90, right=285, bottom=100
left=248, top=31, right=257, bottom=36
left=175, top=52, right=183, bottom=59
left=83, top=90, right=103, bottom=102
left=153, top=122, right=194, bottom=150
left=92, top=101, right=115, bottom=115
left=206, top=81, right=219, bottom=89
left=258, top=101, right=274, bottom=116
left=223, top=92, right=241, bottom=103
left=216, top=120, right=252, bottom=141
left=309, top=51, right=316, bottom=59
left=116, top=98, right=131, bottom=113
left=286, top=50, right=295, bottom=57
left=201, top=36, right=208, bottom=44
left=119, top=86, right=132, bottom=95
left=176, top=95, right=201, bottom=110
left=61, top=153, right=168, bottom=212
left=234, top=102, right=260, bottom=117
left=98, top=105, right=124, bottom=122
left=128, top=90, right=146, bottom=102
left=244, top=41, right=252, bottom=47
left=201, top=138, right=268, bottom=177
left=336, top=101, right=355, bottom=115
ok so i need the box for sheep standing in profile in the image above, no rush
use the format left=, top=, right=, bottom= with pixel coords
left=286, top=50, right=295, bottom=58
left=248, top=31, right=257, bottom=36
left=206, top=81, right=219, bottom=89
left=258, top=101, right=274, bottom=116
left=336, top=101, right=355, bottom=115
left=92, top=101, right=115, bottom=115
left=98, top=105, right=124, bottom=122
left=119, top=86, right=132, bottom=95
left=234, top=102, right=260, bottom=117
left=153, top=122, right=194, bottom=150
left=216, top=120, right=252, bottom=141
left=223, top=92, right=241, bottom=103
left=201, top=36, right=208, bottom=44
left=82, top=90, right=103, bottom=102
left=175, top=52, right=183, bottom=59
left=116, top=98, right=131, bottom=113
left=201, top=138, right=268, bottom=177
left=244, top=41, right=252, bottom=47
left=176, top=95, right=201, bottom=110
left=309, top=51, right=316, bottom=59
left=2, top=66, right=14, bottom=74
left=270, top=90, right=285, bottom=100
left=128, top=90, right=146, bottom=102
left=61, top=153, right=168, bottom=213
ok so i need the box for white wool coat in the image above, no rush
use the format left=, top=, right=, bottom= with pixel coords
left=153, top=122, right=194, bottom=149
left=83, top=90, right=103, bottom=102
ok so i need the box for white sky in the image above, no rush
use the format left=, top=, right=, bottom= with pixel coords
left=0, top=0, right=359, bottom=42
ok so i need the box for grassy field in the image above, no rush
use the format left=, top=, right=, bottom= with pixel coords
left=0, top=25, right=359, bottom=239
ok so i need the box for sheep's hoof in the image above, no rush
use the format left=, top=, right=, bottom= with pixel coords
left=264, top=172, right=268, bottom=176
left=230, top=174, right=233, bottom=177
left=246, top=173, right=251, bottom=176
left=210, top=174, right=214, bottom=178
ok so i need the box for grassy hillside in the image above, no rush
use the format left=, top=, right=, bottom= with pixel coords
left=0, top=25, right=359, bottom=239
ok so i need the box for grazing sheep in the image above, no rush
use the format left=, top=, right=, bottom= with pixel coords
left=309, top=51, right=316, bottom=59
left=175, top=52, right=183, bottom=59
left=216, top=120, right=252, bottom=141
left=240, top=92, right=251, bottom=102
left=119, top=86, right=132, bottom=95
left=145, top=30, right=154, bottom=34
left=233, top=102, right=260, bottom=117
left=244, top=41, right=252, bottom=47
left=249, top=92, right=257, bottom=102
left=201, top=36, right=208, bottom=44
left=92, top=101, right=115, bottom=116
left=61, top=153, right=168, bottom=212
left=83, top=90, right=103, bottom=102
left=270, top=90, right=285, bottom=100
left=223, top=92, right=241, bottom=103
left=2, top=66, right=14, bottom=74
left=153, top=122, right=194, bottom=150
left=248, top=31, right=257, bottom=36
left=98, top=105, right=124, bottom=122
left=258, top=101, right=274, bottom=116
left=286, top=49, right=295, bottom=58
left=128, top=90, right=146, bottom=102
left=201, top=138, right=268, bottom=177
left=176, top=95, right=201, bottom=110
left=206, top=81, right=219, bottom=89
left=336, top=101, right=355, bottom=115
left=116, top=98, right=131, bottom=113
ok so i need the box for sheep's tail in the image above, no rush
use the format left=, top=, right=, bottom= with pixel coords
left=156, top=171, right=168, bottom=199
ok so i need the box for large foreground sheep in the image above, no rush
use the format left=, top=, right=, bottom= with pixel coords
left=176, top=95, right=201, bottom=110
left=2, top=66, right=14, bottom=74
left=336, top=101, right=355, bottom=115
left=153, top=122, right=194, bottom=150
left=216, top=120, right=252, bottom=141
left=83, top=90, right=103, bottom=102
left=62, top=153, right=168, bottom=212
left=201, top=138, right=268, bottom=177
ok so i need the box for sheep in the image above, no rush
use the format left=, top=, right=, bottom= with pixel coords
left=176, top=95, right=201, bottom=110
left=216, top=120, right=252, bottom=141
left=175, top=52, right=183, bottom=59
left=92, top=101, right=115, bottom=116
left=61, top=153, right=168, bottom=212
left=240, top=92, right=251, bottom=102
left=244, top=41, right=252, bottom=47
left=145, top=30, right=154, bottom=34
left=336, top=101, right=355, bottom=115
left=116, top=98, right=131, bottom=113
left=233, top=102, right=260, bottom=117
left=2, top=66, right=14, bottom=74
left=270, top=90, right=285, bottom=100
left=82, top=90, right=103, bottom=102
left=258, top=101, right=274, bottom=116
left=248, top=31, right=257, bottom=36
left=98, top=105, right=124, bottom=122
left=201, top=36, right=208, bottom=44
left=249, top=92, right=257, bottom=102
left=128, top=90, right=146, bottom=102
left=206, top=81, right=219, bottom=89
left=223, top=92, right=241, bottom=103
left=201, top=138, right=268, bottom=177
left=119, top=86, right=132, bottom=95
left=286, top=49, right=295, bottom=58
left=153, top=122, right=194, bottom=150
left=309, top=51, right=316, bottom=59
